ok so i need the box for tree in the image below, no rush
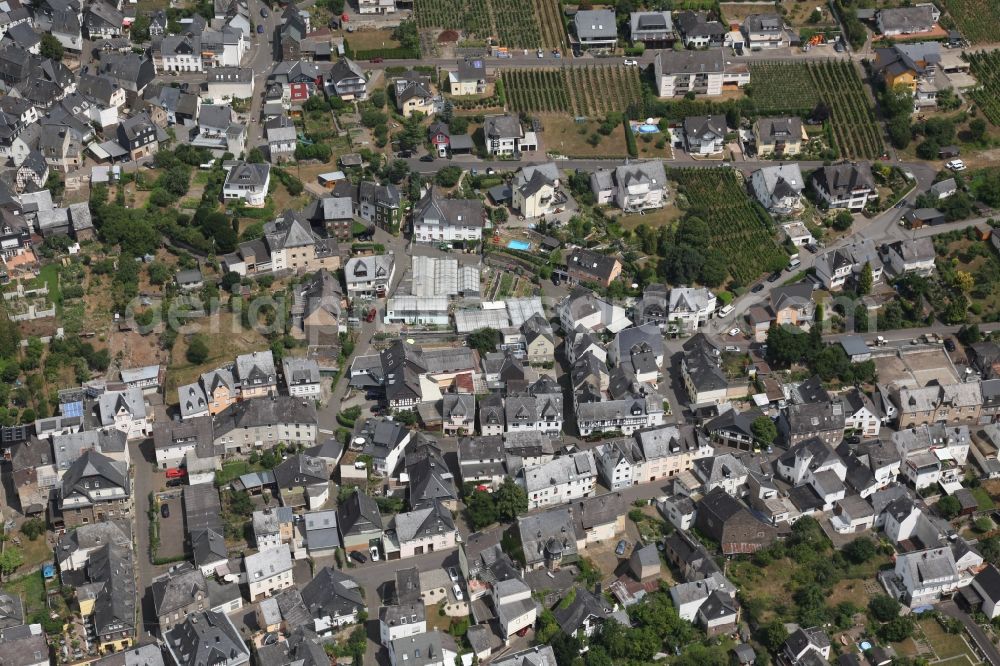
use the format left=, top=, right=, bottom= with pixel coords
left=221, top=271, right=242, bottom=293
left=832, top=210, right=854, bottom=231
left=878, top=616, right=915, bottom=643
left=0, top=548, right=23, bottom=575
left=957, top=323, right=982, bottom=345
left=937, top=494, right=961, bottom=519
left=954, top=270, right=974, bottom=294
left=970, top=117, right=989, bottom=144
left=40, top=33, right=64, bottom=60
left=858, top=261, right=873, bottom=296
left=843, top=536, right=877, bottom=564
left=147, top=261, right=172, bottom=285
left=20, top=518, right=45, bottom=541
left=246, top=147, right=265, bottom=163
left=467, top=328, right=502, bottom=356
left=751, top=415, right=777, bottom=446
left=186, top=335, right=210, bottom=364
left=758, top=619, right=789, bottom=653
left=435, top=166, right=462, bottom=187
left=450, top=116, right=469, bottom=135
left=494, top=478, right=528, bottom=521
left=490, top=207, right=508, bottom=226
left=465, top=489, right=497, bottom=529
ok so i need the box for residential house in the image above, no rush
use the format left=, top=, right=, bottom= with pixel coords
left=554, top=588, right=624, bottom=641
left=84, top=2, right=123, bottom=39
left=358, top=181, right=403, bottom=231
left=151, top=564, right=209, bottom=634
left=890, top=547, right=963, bottom=608
left=653, top=49, right=743, bottom=97
left=670, top=574, right=740, bottom=635
left=892, top=424, right=970, bottom=488
left=693, top=452, right=748, bottom=496
left=779, top=400, right=846, bottom=447
left=930, top=177, right=957, bottom=200
left=883, top=237, right=936, bottom=276
left=265, top=114, right=297, bottom=163
left=679, top=333, right=733, bottom=406
left=814, top=239, right=882, bottom=291
left=389, top=500, right=458, bottom=559
left=441, top=394, right=475, bottom=436
left=782, top=627, right=831, bottom=665
left=608, top=324, right=663, bottom=384
left=344, top=254, right=395, bottom=300
left=573, top=9, right=617, bottom=51
left=379, top=604, right=425, bottom=647
left=211, top=396, right=319, bottom=454
left=492, top=578, right=538, bottom=641
left=281, top=357, right=322, bottom=397
left=635, top=424, right=713, bottom=482
left=458, top=435, right=506, bottom=489
left=243, top=547, right=294, bottom=601
left=513, top=162, right=561, bottom=219
left=564, top=248, right=623, bottom=288
left=520, top=451, right=596, bottom=510
left=893, top=384, right=982, bottom=428
left=874, top=42, right=941, bottom=108
left=674, top=10, right=725, bottom=47
left=576, top=395, right=665, bottom=437
left=164, top=610, right=250, bottom=666
left=557, top=289, right=632, bottom=334
left=222, top=161, right=270, bottom=207
left=116, top=112, right=159, bottom=160
left=412, top=189, right=484, bottom=245
left=405, top=436, right=458, bottom=510
left=337, top=488, right=383, bottom=555
left=877, top=4, right=940, bottom=37
left=394, top=75, right=434, bottom=118
left=683, top=115, right=726, bottom=155
left=747, top=283, right=815, bottom=343
left=389, top=632, right=457, bottom=666
left=695, top=488, right=777, bottom=555
left=753, top=116, right=805, bottom=156
left=64, top=531, right=137, bottom=653
left=629, top=11, right=674, bottom=45
left=742, top=13, right=785, bottom=49
left=252, top=507, right=295, bottom=550
left=58, top=449, right=131, bottom=529
left=972, top=565, right=1000, bottom=619
left=448, top=59, right=486, bottom=96
left=750, top=163, right=804, bottom=215
left=843, top=388, right=882, bottom=438
left=327, top=58, right=367, bottom=101
left=235, top=350, right=277, bottom=399
left=668, top=286, right=716, bottom=331
left=304, top=511, right=341, bottom=556
left=273, top=454, right=329, bottom=510
left=483, top=114, right=524, bottom=156
left=811, top=162, right=877, bottom=210
left=356, top=417, right=411, bottom=476
left=594, top=439, right=641, bottom=490
left=206, top=67, right=254, bottom=101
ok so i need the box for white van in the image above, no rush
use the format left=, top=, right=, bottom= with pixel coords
left=717, top=304, right=735, bottom=318
left=788, top=258, right=801, bottom=270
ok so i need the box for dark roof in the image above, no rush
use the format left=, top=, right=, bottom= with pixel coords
left=165, top=610, right=249, bottom=666
left=337, top=488, right=383, bottom=535
left=299, top=567, right=365, bottom=620
left=553, top=588, right=612, bottom=635
left=566, top=247, right=620, bottom=283
left=975, top=564, right=1000, bottom=601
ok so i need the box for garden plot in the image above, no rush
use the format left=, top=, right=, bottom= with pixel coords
left=501, top=66, right=643, bottom=118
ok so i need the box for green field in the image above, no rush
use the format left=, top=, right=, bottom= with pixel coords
left=968, top=50, right=1000, bottom=125
left=940, top=0, right=1000, bottom=44
left=672, top=168, right=787, bottom=285
left=502, top=66, right=643, bottom=118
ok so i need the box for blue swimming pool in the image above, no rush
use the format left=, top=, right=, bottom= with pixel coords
left=507, top=240, right=531, bottom=251
left=635, top=123, right=660, bottom=133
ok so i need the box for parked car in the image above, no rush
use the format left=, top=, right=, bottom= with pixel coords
left=256, top=24, right=264, bottom=33
left=350, top=551, right=367, bottom=564
left=165, top=468, right=186, bottom=479
left=946, top=159, right=967, bottom=171
left=369, top=544, right=381, bottom=562
left=259, top=7, right=268, bottom=17
left=623, top=58, right=638, bottom=66
left=751, top=283, right=765, bottom=293
left=397, top=150, right=412, bottom=158
left=729, top=327, right=741, bottom=337
left=945, top=338, right=957, bottom=352
left=161, top=504, right=170, bottom=518
left=847, top=435, right=861, bottom=444
left=536, top=49, right=543, bottom=58
left=452, top=584, right=464, bottom=601
left=447, top=567, right=459, bottom=582
left=419, top=155, right=434, bottom=162
left=615, top=540, right=627, bottom=556
left=767, top=271, right=781, bottom=283
left=804, top=243, right=818, bottom=254
left=370, top=57, right=384, bottom=63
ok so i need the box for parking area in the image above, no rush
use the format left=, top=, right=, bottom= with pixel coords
left=873, top=347, right=959, bottom=389
left=154, top=489, right=187, bottom=561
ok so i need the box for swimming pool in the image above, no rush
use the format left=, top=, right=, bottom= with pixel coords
left=507, top=240, right=531, bottom=251
left=635, top=123, right=660, bottom=134
left=859, top=641, right=872, bottom=651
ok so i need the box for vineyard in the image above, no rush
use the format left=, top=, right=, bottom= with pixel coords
left=672, top=169, right=786, bottom=285
left=748, top=62, right=820, bottom=115
left=968, top=51, right=1000, bottom=125
left=747, top=61, right=883, bottom=159
left=940, top=0, right=1000, bottom=44
left=501, top=66, right=643, bottom=117
left=414, top=0, right=565, bottom=49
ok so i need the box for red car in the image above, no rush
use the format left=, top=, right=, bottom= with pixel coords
left=370, top=57, right=383, bottom=63
left=165, top=468, right=187, bottom=479
left=365, top=307, right=377, bottom=322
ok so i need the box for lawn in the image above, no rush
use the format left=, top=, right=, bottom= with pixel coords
left=5, top=570, right=47, bottom=615
left=615, top=205, right=683, bottom=231
left=541, top=115, right=629, bottom=158
left=344, top=28, right=400, bottom=52
left=918, top=618, right=982, bottom=663
left=215, top=460, right=266, bottom=486
left=971, top=486, right=995, bottom=510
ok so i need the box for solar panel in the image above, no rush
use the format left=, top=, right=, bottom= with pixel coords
left=61, top=401, right=83, bottom=418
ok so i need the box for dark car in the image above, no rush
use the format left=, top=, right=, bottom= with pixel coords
left=804, top=243, right=818, bottom=254
left=945, top=338, right=957, bottom=352
left=259, top=7, right=268, bottom=17
left=256, top=24, right=264, bottom=33
left=419, top=155, right=434, bottom=162
left=397, top=150, right=412, bottom=158
left=751, top=283, right=765, bottom=293
left=166, top=478, right=183, bottom=488
left=767, top=271, right=781, bottom=283
left=847, top=435, right=861, bottom=444
left=350, top=551, right=367, bottom=564
left=615, top=540, right=627, bottom=556
left=161, top=504, right=170, bottom=518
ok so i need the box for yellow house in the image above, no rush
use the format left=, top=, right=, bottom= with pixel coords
left=753, top=117, right=806, bottom=156
left=202, top=368, right=238, bottom=415
left=874, top=43, right=940, bottom=93
left=448, top=58, right=487, bottom=96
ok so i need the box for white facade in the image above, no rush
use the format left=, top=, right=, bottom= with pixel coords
left=520, top=452, right=597, bottom=510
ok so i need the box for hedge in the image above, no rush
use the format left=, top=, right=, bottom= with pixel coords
left=344, top=41, right=420, bottom=60
left=624, top=120, right=638, bottom=158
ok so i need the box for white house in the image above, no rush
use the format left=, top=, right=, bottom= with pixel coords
left=683, top=115, right=726, bottom=155
left=973, top=565, right=1000, bottom=619
left=843, top=389, right=881, bottom=438
left=520, top=451, right=597, bottom=510
left=97, top=387, right=151, bottom=440
left=893, top=547, right=962, bottom=608
left=884, top=238, right=936, bottom=276
left=668, top=287, right=716, bottom=331
left=243, top=546, right=294, bottom=601
left=412, top=189, right=484, bottom=245
left=483, top=114, right=524, bottom=156
left=379, top=604, right=426, bottom=647
left=282, top=357, right=322, bottom=397
left=223, top=161, right=271, bottom=207
left=811, top=162, right=876, bottom=211
left=750, top=164, right=804, bottom=215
